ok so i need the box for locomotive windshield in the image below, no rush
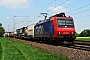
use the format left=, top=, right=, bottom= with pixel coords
left=57, top=19, right=74, bottom=27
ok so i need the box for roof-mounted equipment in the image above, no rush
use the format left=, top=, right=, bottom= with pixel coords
left=50, top=12, right=66, bottom=18
left=40, top=13, right=48, bottom=20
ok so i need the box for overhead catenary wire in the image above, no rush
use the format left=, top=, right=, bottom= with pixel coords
left=17, top=0, right=90, bottom=27
left=50, top=0, right=85, bottom=16
left=31, top=0, right=89, bottom=21
left=32, top=0, right=83, bottom=20
left=65, top=0, right=90, bottom=20
left=34, top=0, right=55, bottom=14
left=14, top=0, right=56, bottom=27
left=69, top=9, right=90, bottom=15
left=46, top=0, right=84, bottom=14
left=28, top=0, right=69, bottom=23
left=14, top=16, right=28, bottom=24
left=23, top=0, right=57, bottom=25
left=46, top=0, right=69, bottom=12
left=47, top=0, right=90, bottom=17
left=44, top=0, right=90, bottom=17
left=65, top=0, right=83, bottom=8
left=28, top=0, right=90, bottom=31
left=74, top=14, right=90, bottom=19
left=22, top=0, right=90, bottom=21
left=67, top=4, right=90, bottom=14
left=55, top=0, right=56, bottom=7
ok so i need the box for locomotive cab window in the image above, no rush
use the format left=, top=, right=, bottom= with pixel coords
left=57, top=19, right=74, bottom=27
left=66, top=20, right=73, bottom=26
left=57, top=20, right=65, bottom=26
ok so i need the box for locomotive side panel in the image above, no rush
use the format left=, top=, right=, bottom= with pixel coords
left=43, top=21, right=50, bottom=37
left=34, top=20, right=54, bottom=38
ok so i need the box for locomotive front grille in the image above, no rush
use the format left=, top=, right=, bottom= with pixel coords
left=58, top=34, right=75, bottom=39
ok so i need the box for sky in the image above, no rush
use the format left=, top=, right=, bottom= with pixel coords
left=0, top=0, right=90, bottom=33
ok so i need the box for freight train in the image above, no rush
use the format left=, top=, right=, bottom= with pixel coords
left=6, top=13, right=76, bottom=44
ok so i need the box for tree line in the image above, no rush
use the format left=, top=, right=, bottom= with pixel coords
left=0, top=23, right=5, bottom=37
left=76, top=29, right=90, bottom=37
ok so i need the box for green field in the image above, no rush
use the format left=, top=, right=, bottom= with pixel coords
left=76, top=37, right=90, bottom=41
left=0, top=37, right=69, bottom=60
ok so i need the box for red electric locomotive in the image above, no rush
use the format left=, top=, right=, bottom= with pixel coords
left=50, top=13, right=76, bottom=43
left=34, top=12, right=76, bottom=43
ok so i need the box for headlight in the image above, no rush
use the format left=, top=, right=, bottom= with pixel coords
left=71, top=32, right=74, bottom=34
left=59, top=32, right=61, bottom=34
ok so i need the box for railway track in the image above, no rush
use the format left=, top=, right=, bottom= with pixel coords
left=60, top=40, right=90, bottom=51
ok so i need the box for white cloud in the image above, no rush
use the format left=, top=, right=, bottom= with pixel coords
left=6, top=17, right=10, bottom=20
left=0, top=0, right=30, bottom=9
left=49, top=6, right=68, bottom=14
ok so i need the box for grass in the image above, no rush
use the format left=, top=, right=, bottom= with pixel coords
left=0, top=37, right=70, bottom=60
left=75, top=37, right=90, bottom=41
left=0, top=41, right=2, bottom=60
